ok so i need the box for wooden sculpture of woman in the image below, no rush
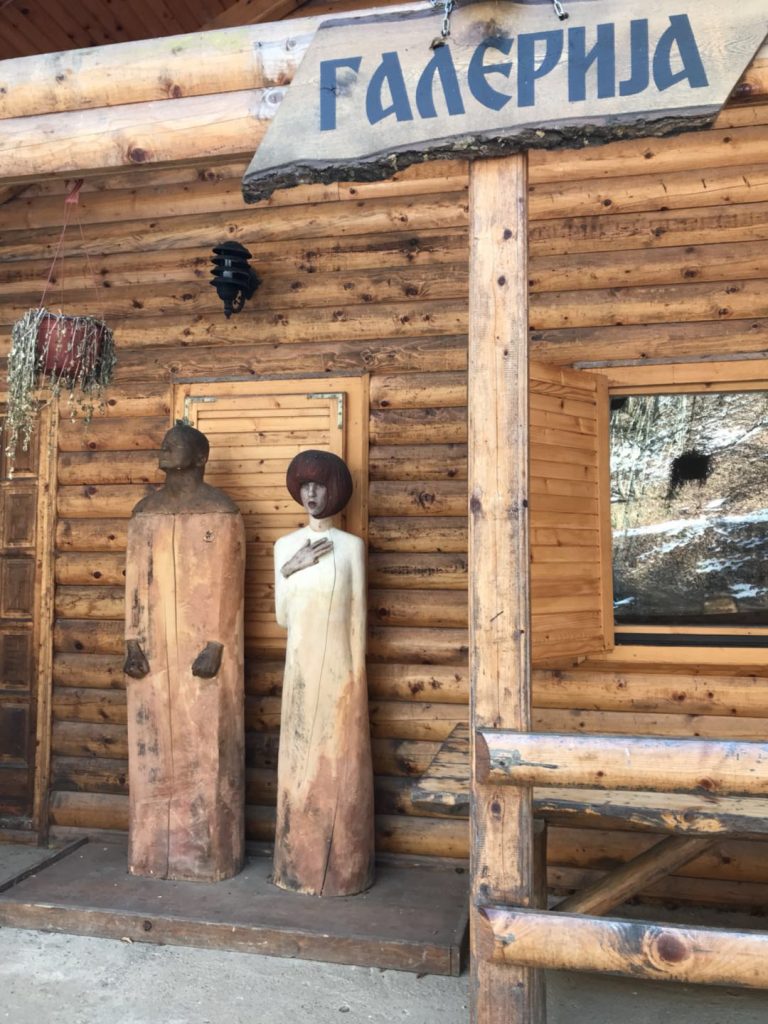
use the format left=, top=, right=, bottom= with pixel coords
left=273, top=450, right=374, bottom=896
left=124, top=421, right=245, bottom=882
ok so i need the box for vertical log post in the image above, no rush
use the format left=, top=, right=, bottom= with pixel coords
left=469, top=154, right=539, bottom=1023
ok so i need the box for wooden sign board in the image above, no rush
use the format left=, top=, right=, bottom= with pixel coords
left=242, top=0, right=767, bottom=202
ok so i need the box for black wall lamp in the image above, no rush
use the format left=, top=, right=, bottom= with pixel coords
left=210, top=241, right=261, bottom=318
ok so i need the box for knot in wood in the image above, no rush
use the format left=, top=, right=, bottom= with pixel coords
left=650, top=930, right=690, bottom=967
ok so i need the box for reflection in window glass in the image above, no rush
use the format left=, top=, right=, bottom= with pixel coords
left=611, top=391, right=768, bottom=626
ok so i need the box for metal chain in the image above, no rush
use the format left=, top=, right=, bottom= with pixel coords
left=430, top=0, right=455, bottom=47
left=552, top=0, right=568, bottom=20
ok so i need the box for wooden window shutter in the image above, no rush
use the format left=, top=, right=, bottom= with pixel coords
left=530, top=361, right=614, bottom=665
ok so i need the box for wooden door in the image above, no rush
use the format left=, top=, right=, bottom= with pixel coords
left=176, top=377, right=368, bottom=659
left=0, top=417, right=42, bottom=829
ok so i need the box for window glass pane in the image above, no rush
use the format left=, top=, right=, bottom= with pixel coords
left=611, top=391, right=768, bottom=626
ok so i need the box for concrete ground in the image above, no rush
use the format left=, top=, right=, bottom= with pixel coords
left=1, top=918, right=768, bottom=1024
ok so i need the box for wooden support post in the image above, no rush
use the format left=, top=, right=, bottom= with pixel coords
left=555, top=835, right=716, bottom=917
left=469, top=154, right=538, bottom=1023
left=476, top=907, right=768, bottom=989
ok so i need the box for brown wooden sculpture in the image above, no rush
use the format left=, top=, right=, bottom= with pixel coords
left=273, top=450, right=374, bottom=896
left=124, top=421, right=245, bottom=881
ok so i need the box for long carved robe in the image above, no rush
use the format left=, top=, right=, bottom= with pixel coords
left=125, top=511, right=245, bottom=881
left=273, top=525, right=374, bottom=896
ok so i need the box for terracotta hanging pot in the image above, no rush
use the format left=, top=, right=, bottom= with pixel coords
left=35, top=312, right=106, bottom=378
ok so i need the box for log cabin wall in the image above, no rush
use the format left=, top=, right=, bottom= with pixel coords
left=0, top=95, right=766, bottom=906
left=0, top=156, right=473, bottom=858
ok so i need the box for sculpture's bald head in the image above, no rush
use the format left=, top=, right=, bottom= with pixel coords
left=158, top=421, right=209, bottom=473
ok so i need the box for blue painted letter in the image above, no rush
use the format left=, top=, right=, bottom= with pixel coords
left=568, top=23, right=615, bottom=102
left=319, top=57, right=362, bottom=131
left=467, top=37, right=514, bottom=111
left=653, top=14, right=708, bottom=92
left=518, top=30, right=563, bottom=107
left=366, top=51, right=414, bottom=124
left=416, top=45, right=466, bottom=119
left=619, top=19, right=649, bottom=97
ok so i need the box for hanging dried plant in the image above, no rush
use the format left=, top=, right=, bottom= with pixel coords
left=5, top=306, right=117, bottom=462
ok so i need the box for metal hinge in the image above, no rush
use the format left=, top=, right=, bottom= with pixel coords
left=183, top=395, right=218, bottom=419
left=308, top=392, right=344, bottom=429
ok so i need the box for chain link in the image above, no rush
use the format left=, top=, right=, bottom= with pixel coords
left=430, top=0, right=455, bottom=43
left=552, top=0, right=568, bottom=20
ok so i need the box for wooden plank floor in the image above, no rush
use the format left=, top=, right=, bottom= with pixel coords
left=0, top=839, right=468, bottom=975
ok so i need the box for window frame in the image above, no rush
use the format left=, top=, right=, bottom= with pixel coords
left=600, top=360, right=768, bottom=645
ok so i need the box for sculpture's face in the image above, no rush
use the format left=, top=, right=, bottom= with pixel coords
left=300, top=481, right=328, bottom=518
left=159, top=429, right=199, bottom=471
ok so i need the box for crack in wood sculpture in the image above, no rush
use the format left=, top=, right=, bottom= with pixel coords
left=124, top=421, right=245, bottom=882
left=273, top=450, right=374, bottom=896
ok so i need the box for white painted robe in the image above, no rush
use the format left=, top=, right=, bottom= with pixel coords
left=273, top=524, right=374, bottom=896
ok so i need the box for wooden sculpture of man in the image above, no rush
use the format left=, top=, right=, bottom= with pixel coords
left=273, top=450, right=374, bottom=896
left=124, top=420, right=245, bottom=882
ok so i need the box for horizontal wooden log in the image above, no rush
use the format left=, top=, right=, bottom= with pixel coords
left=0, top=227, right=466, bottom=299
left=368, top=516, right=467, bottom=553
left=529, top=161, right=768, bottom=222
left=476, top=907, right=768, bottom=988
left=57, top=418, right=167, bottom=453
left=369, top=371, right=467, bottom=410
left=0, top=89, right=275, bottom=184
left=51, top=721, right=128, bottom=759
left=369, top=408, right=466, bottom=446
left=53, top=653, right=125, bottom=689
left=368, top=444, right=467, bottom=482
left=530, top=317, right=768, bottom=365
left=368, top=627, right=468, bottom=665
left=530, top=240, right=768, bottom=294
left=533, top=669, right=768, bottom=718
left=530, top=278, right=768, bottom=332
left=554, top=836, right=716, bottom=916
left=55, top=520, right=128, bottom=553
left=54, top=619, right=123, bottom=655
left=369, top=589, right=466, bottom=629
left=368, top=553, right=468, bottom=590
left=54, top=587, right=125, bottom=620
left=536, top=788, right=768, bottom=839
left=0, top=266, right=469, bottom=326
left=529, top=123, right=768, bottom=186
left=477, top=732, right=768, bottom=796
left=0, top=194, right=468, bottom=265
left=580, top=645, right=768, bottom=678
left=55, top=553, right=127, bottom=587
left=58, top=452, right=162, bottom=487
left=52, top=687, right=126, bottom=726
left=51, top=756, right=129, bottom=795
left=104, top=336, right=469, bottom=387
left=529, top=197, right=768, bottom=258
left=57, top=485, right=155, bottom=519
left=369, top=481, right=466, bottom=517
left=368, top=664, right=469, bottom=704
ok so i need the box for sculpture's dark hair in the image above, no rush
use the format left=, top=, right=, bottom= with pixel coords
left=286, top=450, right=353, bottom=517
left=167, top=420, right=210, bottom=463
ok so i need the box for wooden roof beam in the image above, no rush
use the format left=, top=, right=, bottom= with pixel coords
left=0, top=2, right=423, bottom=121
left=203, top=0, right=311, bottom=30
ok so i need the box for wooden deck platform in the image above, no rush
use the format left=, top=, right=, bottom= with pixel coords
left=0, top=838, right=468, bottom=976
